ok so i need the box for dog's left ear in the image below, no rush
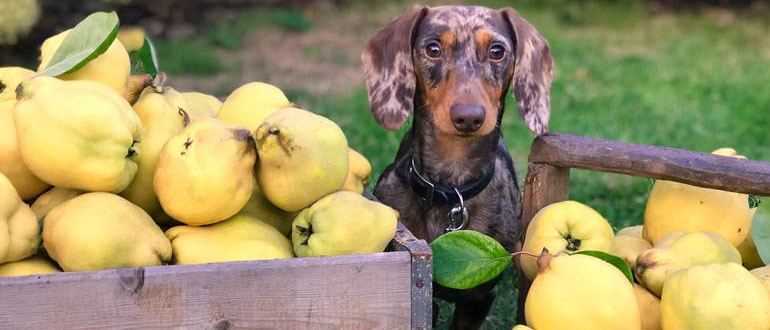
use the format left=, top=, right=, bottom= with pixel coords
left=501, top=8, right=554, bottom=135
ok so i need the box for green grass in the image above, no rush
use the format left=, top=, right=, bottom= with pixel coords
left=154, top=7, right=312, bottom=75
left=289, top=2, right=770, bottom=328
left=153, top=39, right=225, bottom=75
left=207, top=7, right=312, bottom=50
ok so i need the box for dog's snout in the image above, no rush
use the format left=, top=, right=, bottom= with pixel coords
left=450, top=104, right=485, bottom=133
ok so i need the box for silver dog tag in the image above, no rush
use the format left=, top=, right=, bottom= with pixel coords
left=446, top=187, right=469, bottom=232
left=446, top=205, right=469, bottom=232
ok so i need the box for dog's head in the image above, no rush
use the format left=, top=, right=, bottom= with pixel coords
left=361, top=5, right=553, bottom=137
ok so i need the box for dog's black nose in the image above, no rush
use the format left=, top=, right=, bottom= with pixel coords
left=450, top=104, right=485, bottom=133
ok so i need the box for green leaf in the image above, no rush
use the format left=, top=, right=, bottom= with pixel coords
left=752, top=213, right=770, bottom=265
left=136, top=36, right=159, bottom=78
left=575, top=250, right=634, bottom=283
left=40, top=11, right=120, bottom=77
left=431, top=230, right=512, bottom=290
left=749, top=195, right=761, bottom=209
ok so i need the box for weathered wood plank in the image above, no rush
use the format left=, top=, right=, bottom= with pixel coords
left=516, top=163, right=570, bottom=324
left=0, top=252, right=412, bottom=329
left=390, top=222, right=432, bottom=330
left=520, top=163, right=571, bottom=230
left=529, top=133, right=770, bottom=196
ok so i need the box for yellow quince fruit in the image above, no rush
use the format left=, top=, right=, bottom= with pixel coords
left=642, top=148, right=755, bottom=247
left=738, top=232, right=765, bottom=270
left=750, top=265, right=770, bottom=296
left=0, top=66, right=35, bottom=101
left=240, top=183, right=295, bottom=236
left=182, top=91, right=222, bottom=119
left=30, top=187, right=82, bottom=220
left=166, top=213, right=293, bottom=265
left=154, top=118, right=256, bottom=225
left=14, top=76, right=141, bottom=193
left=635, top=231, right=741, bottom=297
left=610, top=228, right=652, bottom=270
left=218, top=81, right=292, bottom=131
left=0, top=255, right=60, bottom=277
left=292, top=191, right=398, bottom=257
left=117, top=26, right=145, bottom=52
left=633, top=284, right=661, bottom=330
left=120, top=86, right=187, bottom=219
left=520, top=200, right=614, bottom=280
left=617, top=225, right=643, bottom=238
left=341, top=148, right=372, bottom=194
left=525, top=253, right=642, bottom=330
left=256, top=107, right=349, bottom=212
left=0, top=172, right=40, bottom=264
left=0, top=99, right=49, bottom=200
left=661, top=262, right=770, bottom=330
left=37, top=29, right=130, bottom=96
left=43, top=192, right=171, bottom=271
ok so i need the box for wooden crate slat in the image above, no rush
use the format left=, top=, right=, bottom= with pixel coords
left=390, top=223, right=432, bottom=330
left=530, top=133, right=770, bottom=196
left=517, top=132, right=770, bottom=324
left=0, top=252, right=412, bottom=329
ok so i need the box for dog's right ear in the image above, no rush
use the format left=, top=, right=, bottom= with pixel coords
left=361, top=5, right=429, bottom=130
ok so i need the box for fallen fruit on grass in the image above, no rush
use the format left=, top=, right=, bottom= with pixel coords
left=525, top=252, right=642, bottom=330
left=520, top=200, right=614, bottom=280
left=292, top=191, right=398, bottom=257
left=166, top=213, right=293, bottom=265
left=661, top=262, right=770, bottom=330
left=43, top=192, right=171, bottom=271
left=154, top=118, right=256, bottom=225
left=14, top=76, right=141, bottom=193
left=643, top=148, right=755, bottom=247
left=0, top=255, right=60, bottom=276
left=256, top=107, right=349, bottom=212
left=0, top=172, right=40, bottom=264
left=636, top=231, right=741, bottom=296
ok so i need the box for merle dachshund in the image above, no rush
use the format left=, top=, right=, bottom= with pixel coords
left=361, top=5, right=554, bottom=329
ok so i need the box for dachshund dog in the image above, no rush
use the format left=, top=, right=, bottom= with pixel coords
left=361, top=5, right=554, bottom=329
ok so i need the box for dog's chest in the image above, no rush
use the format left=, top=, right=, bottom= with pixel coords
left=373, top=157, right=521, bottom=250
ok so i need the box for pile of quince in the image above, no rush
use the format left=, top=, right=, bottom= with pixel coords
left=0, top=14, right=398, bottom=277
left=514, top=148, right=770, bottom=330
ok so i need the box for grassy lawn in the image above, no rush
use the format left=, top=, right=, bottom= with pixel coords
left=291, top=3, right=770, bottom=328
left=159, top=1, right=770, bottom=328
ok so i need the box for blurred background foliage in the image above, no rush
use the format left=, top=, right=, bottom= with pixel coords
left=2, top=0, right=770, bottom=328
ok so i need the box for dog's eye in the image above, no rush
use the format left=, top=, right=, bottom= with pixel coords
left=489, top=43, right=506, bottom=61
left=425, top=41, right=442, bottom=59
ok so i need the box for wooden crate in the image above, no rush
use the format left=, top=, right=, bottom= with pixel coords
left=516, top=133, right=770, bottom=321
left=0, top=223, right=432, bottom=330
